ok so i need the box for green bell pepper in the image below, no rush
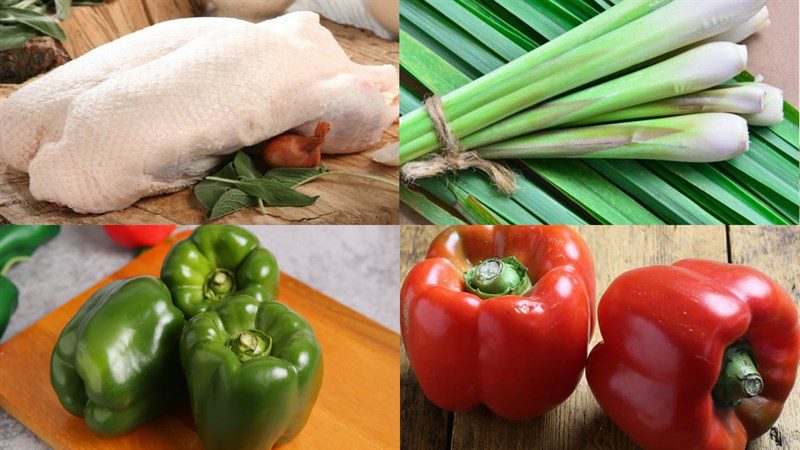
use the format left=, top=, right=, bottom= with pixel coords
left=50, top=276, right=186, bottom=436
left=0, top=256, right=27, bottom=340
left=161, top=226, right=279, bottom=318
left=180, top=295, right=323, bottom=450
left=0, top=225, right=60, bottom=267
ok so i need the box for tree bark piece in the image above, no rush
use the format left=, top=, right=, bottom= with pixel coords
left=0, top=37, right=70, bottom=84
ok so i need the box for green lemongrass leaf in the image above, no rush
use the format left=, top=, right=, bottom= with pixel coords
left=400, top=0, right=673, bottom=149
left=206, top=189, right=257, bottom=220
left=0, top=23, right=35, bottom=50
left=494, top=0, right=580, bottom=40
left=233, top=151, right=261, bottom=178
left=400, top=184, right=466, bottom=225
left=651, top=162, right=789, bottom=225
left=400, top=30, right=471, bottom=95
left=453, top=0, right=536, bottom=50
left=414, top=175, right=529, bottom=224
left=424, top=0, right=527, bottom=61
left=571, top=84, right=767, bottom=126
left=400, top=85, right=422, bottom=115
left=757, top=122, right=799, bottom=161
left=402, top=0, right=504, bottom=75
left=586, top=160, right=721, bottom=224
left=463, top=42, right=748, bottom=148
left=477, top=114, right=749, bottom=163
left=523, top=160, right=663, bottom=225
left=194, top=162, right=238, bottom=210
left=456, top=170, right=587, bottom=224
left=0, top=7, right=65, bottom=40
left=236, top=178, right=319, bottom=207
left=753, top=127, right=799, bottom=163
left=265, top=165, right=328, bottom=188
left=402, top=0, right=763, bottom=162
left=452, top=188, right=504, bottom=225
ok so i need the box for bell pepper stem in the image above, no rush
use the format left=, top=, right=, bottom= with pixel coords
left=1, top=256, right=30, bottom=277
left=204, top=268, right=236, bottom=300
left=712, top=341, right=764, bottom=407
left=228, top=330, right=273, bottom=363
left=464, top=256, right=532, bottom=299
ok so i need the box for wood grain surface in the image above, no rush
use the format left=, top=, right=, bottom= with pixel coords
left=0, top=0, right=399, bottom=225
left=400, top=225, right=800, bottom=449
left=0, top=231, right=400, bottom=449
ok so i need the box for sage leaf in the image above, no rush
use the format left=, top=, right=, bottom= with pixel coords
left=0, top=8, right=66, bottom=40
left=206, top=189, right=257, bottom=220
left=53, top=0, right=69, bottom=20
left=194, top=162, right=237, bottom=210
left=237, top=178, right=319, bottom=207
left=233, top=151, right=261, bottom=178
left=265, top=165, right=328, bottom=187
left=0, top=23, right=35, bottom=51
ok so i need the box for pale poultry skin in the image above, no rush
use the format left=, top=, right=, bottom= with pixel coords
left=0, top=12, right=398, bottom=214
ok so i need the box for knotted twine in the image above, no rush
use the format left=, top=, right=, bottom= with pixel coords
left=401, top=96, right=517, bottom=195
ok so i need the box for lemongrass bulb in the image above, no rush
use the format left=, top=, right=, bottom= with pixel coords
left=476, top=113, right=749, bottom=163
left=700, top=6, right=770, bottom=44
left=741, top=83, right=784, bottom=126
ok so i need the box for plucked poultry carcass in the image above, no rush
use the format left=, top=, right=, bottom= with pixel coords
left=0, top=12, right=399, bottom=214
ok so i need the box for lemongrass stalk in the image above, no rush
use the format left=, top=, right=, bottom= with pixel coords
left=699, top=6, right=769, bottom=44
left=399, top=0, right=675, bottom=145
left=461, top=42, right=747, bottom=149
left=400, top=0, right=766, bottom=164
left=475, top=113, right=749, bottom=163
left=741, top=82, right=784, bottom=126
left=570, top=84, right=766, bottom=126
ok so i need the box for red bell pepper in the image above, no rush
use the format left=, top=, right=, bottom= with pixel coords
left=401, top=225, right=595, bottom=420
left=587, top=259, right=800, bottom=450
left=102, top=225, right=176, bottom=248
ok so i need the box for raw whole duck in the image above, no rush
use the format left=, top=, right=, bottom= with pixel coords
left=0, top=12, right=398, bottom=214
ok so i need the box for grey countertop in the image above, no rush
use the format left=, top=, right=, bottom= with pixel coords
left=0, top=225, right=399, bottom=449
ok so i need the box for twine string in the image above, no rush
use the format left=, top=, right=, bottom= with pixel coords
left=401, top=96, right=516, bottom=195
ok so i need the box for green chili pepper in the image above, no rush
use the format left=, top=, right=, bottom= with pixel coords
left=0, top=225, right=60, bottom=267
left=0, top=256, right=28, bottom=340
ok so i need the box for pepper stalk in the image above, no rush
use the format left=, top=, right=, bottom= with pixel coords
left=712, top=340, right=764, bottom=407
left=464, top=257, right=532, bottom=299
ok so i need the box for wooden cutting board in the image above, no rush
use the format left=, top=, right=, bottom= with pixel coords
left=0, top=231, right=400, bottom=449
left=0, top=0, right=399, bottom=225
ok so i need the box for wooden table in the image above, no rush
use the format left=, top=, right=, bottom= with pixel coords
left=0, top=0, right=398, bottom=224
left=400, top=226, right=800, bottom=449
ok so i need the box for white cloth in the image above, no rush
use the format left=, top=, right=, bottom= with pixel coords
left=289, top=0, right=395, bottom=39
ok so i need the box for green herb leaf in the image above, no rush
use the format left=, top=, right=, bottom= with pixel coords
left=237, top=178, right=319, bottom=207
left=53, top=0, right=69, bottom=20
left=206, top=189, right=257, bottom=220
left=0, top=7, right=66, bottom=40
left=233, top=151, right=261, bottom=178
left=0, top=23, right=35, bottom=51
left=194, top=162, right=238, bottom=210
left=265, top=165, right=328, bottom=187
